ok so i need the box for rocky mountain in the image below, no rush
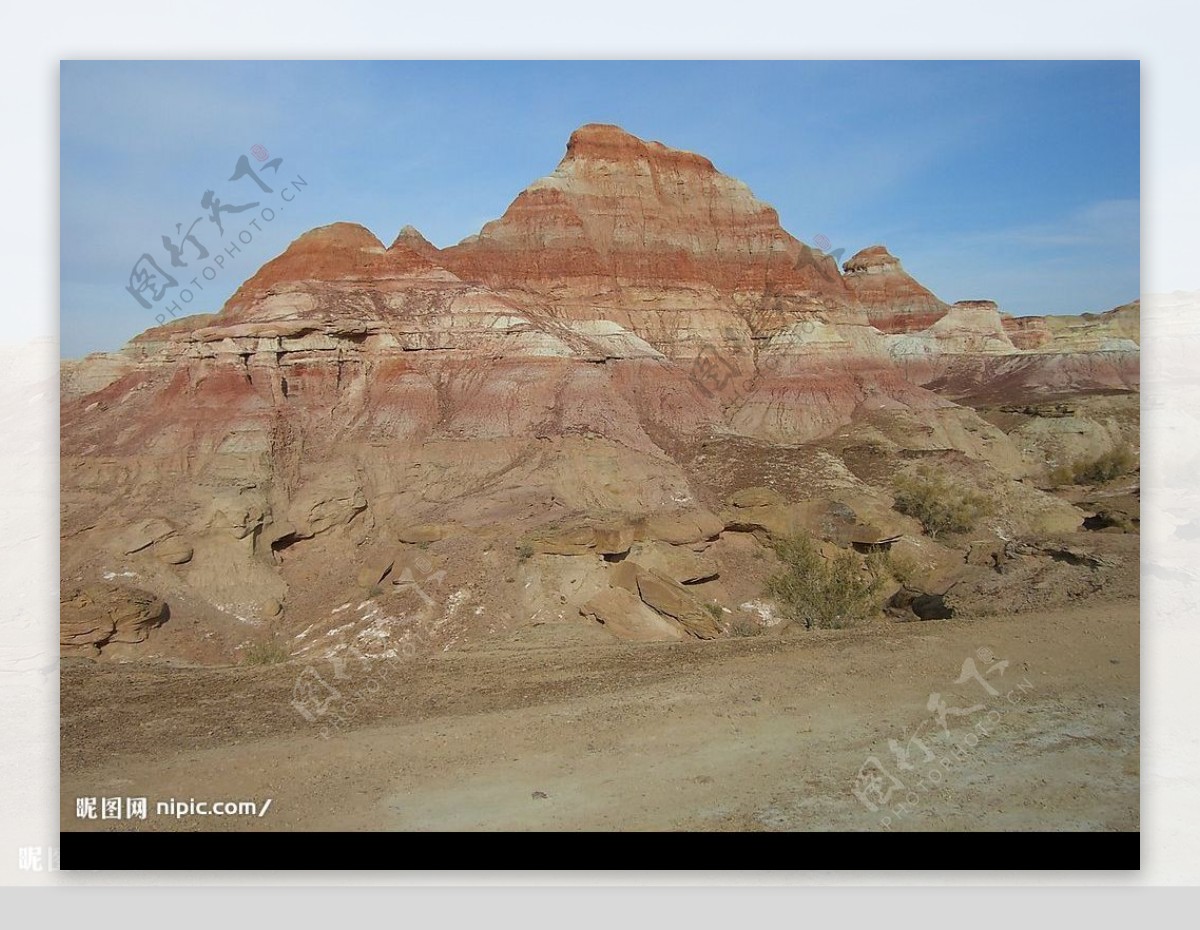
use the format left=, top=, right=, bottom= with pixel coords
left=60, top=124, right=1140, bottom=661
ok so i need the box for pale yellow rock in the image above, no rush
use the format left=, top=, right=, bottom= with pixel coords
left=728, top=487, right=786, bottom=509
left=580, top=587, right=687, bottom=642
left=397, top=524, right=449, bottom=544
left=527, top=525, right=595, bottom=555
left=357, top=557, right=395, bottom=589
left=643, top=510, right=724, bottom=545
left=635, top=570, right=722, bottom=639
left=628, top=542, right=718, bottom=584
left=156, top=536, right=194, bottom=565
left=593, top=523, right=635, bottom=556
left=117, top=518, right=177, bottom=554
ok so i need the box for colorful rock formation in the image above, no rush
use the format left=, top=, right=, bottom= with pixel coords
left=60, top=124, right=1139, bottom=655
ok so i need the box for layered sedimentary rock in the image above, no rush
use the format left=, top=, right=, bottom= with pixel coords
left=60, top=584, right=168, bottom=656
left=1002, top=301, right=1140, bottom=352
left=841, top=245, right=949, bottom=333
left=60, top=123, right=1139, bottom=656
left=441, top=124, right=846, bottom=303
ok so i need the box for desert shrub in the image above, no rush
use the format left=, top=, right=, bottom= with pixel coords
left=703, top=602, right=725, bottom=621
left=1074, top=443, right=1138, bottom=483
left=241, top=639, right=291, bottom=666
left=871, top=550, right=918, bottom=588
left=1046, top=462, right=1076, bottom=488
left=1046, top=442, right=1138, bottom=487
left=892, top=468, right=993, bottom=538
left=726, top=615, right=765, bottom=637
left=516, top=542, right=534, bottom=562
left=766, top=534, right=885, bottom=630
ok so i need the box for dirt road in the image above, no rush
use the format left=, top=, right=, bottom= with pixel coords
left=61, top=601, right=1138, bottom=832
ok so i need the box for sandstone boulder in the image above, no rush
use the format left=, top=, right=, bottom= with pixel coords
left=728, top=487, right=786, bottom=509
left=116, top=518, right=177, bottom=554
left=396, top=523, right=451, bottom=545
left=206, top=491, right=269, bottom=541
left=723, top=503, right=798, bottom=540
left=580, top=587, right=686, bottom=642
left=629, top=542, right=718, bottom=585
left=527, top=524, right=595, bottom=555
left=60, top=584, right=168, bottom=653
left=593, top=523, right=635, bottom=557
left=288, top=479, right=367, bottom=538
left=357, top=556, right=395, bottom=590
left=608, top=559, right=642, bottom=594
left=155, top=536, right=194, bottom=565
left=635, top=570, right=722, bottom=640
left=643, top=510, right=724, bottom=546
left=965, top=539, right=1007, bottom=570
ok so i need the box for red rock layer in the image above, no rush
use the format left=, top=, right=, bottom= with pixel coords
left=438, top=124, right=846, bottom=301
left=221, top=223, right=441, bottom=320
left=841, top=245, right=949, bottom=333
left=59, top=123, right=1141, bottom=662
left=1001, top=314, right=1053, bottom=350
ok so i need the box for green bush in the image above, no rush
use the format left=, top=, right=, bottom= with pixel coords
left=1075, top=443, right=1138, bottom=484
left=1047, top=442, right=1138, bottom=487
left=892, top=468, right=993, bottom=538
left=766, top=534, right=885, bottom=630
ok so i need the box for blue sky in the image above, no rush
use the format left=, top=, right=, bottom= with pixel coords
left=60, top=60, right=1139, bottom=358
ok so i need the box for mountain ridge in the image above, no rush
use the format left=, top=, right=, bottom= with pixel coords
left=60, top=123, right=1140, bottom=661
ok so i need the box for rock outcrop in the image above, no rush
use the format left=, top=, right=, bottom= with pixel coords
left=59, top=123, right=1140, bottom=660
left=842, top=245, right=949, bottom=333
left=61, top=584, right=168, bottom=656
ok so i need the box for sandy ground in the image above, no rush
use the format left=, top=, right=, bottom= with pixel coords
left=61, top=600, right=1138, bottom=832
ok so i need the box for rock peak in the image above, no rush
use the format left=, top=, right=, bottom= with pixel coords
left=566, top=122, right=638, bottom=146
left=390, top=224, right=437, bottom=255
left=560, top=123, right=717, bottom=173
left=841, top=245, right=947, bottom=333
left=843, top=245, right=901, bottom=275
left=221, top=222, right=438, bottom=319
left=293, top=222, right=385, bottom=251
left=439, top=124, right=836, bottom=298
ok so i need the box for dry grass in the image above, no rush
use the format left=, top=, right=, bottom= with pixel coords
left=240, top=639, right=291, bottom=666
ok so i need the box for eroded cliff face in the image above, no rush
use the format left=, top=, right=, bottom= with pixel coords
left=442, top=124, right=843, bottom=298
left=841, top=245, right=949, bottom=334
left=60, top=123, right=1139, bottom=660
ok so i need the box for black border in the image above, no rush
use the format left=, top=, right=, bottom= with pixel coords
left=61, top=830, right=1140, bottom=870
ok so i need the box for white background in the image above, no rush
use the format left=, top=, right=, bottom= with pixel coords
left=2, top=0, right=1198, bottom=914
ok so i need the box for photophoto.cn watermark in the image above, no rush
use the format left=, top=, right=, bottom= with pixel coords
left=850, top=646, right=1037, bottom=830
left=124, top=144, right=310, bottom=326
left=289, top=553, right=448, bottom=740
